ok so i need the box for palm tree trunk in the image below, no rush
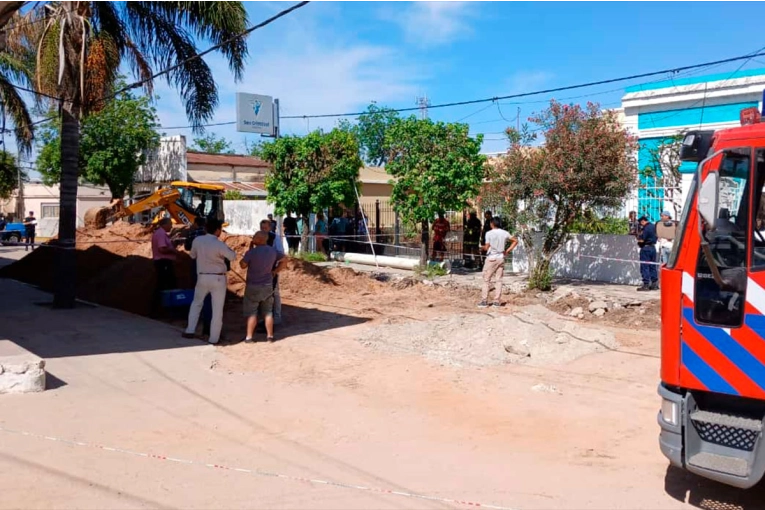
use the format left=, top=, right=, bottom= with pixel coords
left=53, top=104, right=80, bottom=308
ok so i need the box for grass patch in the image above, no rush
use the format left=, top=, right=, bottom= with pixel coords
left=414, top=263, right=448, bottom=279
left=295, top=251, right=328, bottom=262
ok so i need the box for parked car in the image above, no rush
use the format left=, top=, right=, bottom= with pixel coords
left=0, top=221, right=24, bottom=245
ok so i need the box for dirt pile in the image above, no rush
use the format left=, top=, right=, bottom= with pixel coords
left=0, top=223, right=194, bottom=315
left=0, top=223, right=448, bottom=320
left=359, top=304, right=618, bottom=367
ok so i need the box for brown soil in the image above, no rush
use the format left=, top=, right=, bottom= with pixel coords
left=0, top=224, right=471, bottom=335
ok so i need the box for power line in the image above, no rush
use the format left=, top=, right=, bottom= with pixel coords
left=113, top=1, right=310, bottom=99
left=280, top=50, right=765, bottom=120
left=155, top=51, right=765, bottom=133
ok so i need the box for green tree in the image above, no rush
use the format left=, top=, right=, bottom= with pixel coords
left=18, top=2, right=249, bottom=308
left=223, top=189, right=244, bottom=200
left=384, top=117, right=486, bottom=264
left=340, top=102, right=399, bottom=166
left=260, top=129, right=363, bottom=252
left=493, top=101, right=638, bottom=290
left=0, top=150, right=24, bottom=200
left=36, top=92, right=161, bottom=199
left=191, top=133, right=234, bottom=154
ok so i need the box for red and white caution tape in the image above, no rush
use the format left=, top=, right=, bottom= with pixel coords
left=0, top=424, right=515, bottom=510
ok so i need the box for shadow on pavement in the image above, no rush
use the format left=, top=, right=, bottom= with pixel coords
left=163, top=291, right=370, bottom=344
left=664, top=465, right=765, bottom=509
left=2, top=280, right=368, bottom=359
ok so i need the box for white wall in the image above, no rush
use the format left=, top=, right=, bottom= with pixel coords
left=513, top=234, right=644, bottom=286
left=223, top=200, right=273, bottom=235
left=135, top=136, right=187, bottom=184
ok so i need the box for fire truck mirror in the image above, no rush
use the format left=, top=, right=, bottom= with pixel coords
left=698, top=172, right=719, bottom=231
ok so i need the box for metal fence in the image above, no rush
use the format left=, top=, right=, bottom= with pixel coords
left=323, top=199, right=478, bottom=262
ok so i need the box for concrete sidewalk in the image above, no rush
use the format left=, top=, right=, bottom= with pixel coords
left=0, top=279, right=440, bottom=509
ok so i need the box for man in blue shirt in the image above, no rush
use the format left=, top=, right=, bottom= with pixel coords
left=637, top=216, right=659, bottom=291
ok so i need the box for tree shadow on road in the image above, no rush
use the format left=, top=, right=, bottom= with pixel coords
left=665, top=465, right=765, bottom=510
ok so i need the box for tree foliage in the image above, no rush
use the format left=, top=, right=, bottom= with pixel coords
left=492, top=100, right=638, bottom=290
left=0, top=150, right=23, bottom=200
left=223, top=189, right=245, bottom=200
left=191, top=133, right=234, bottom=154
left=384, top=116, right=486, bottom=263
left=340, top=102, right=399, bottom=166
left=15, top=1, right=249, bottom=308
left=36, top=92, right=161, bottom=198
left=260, top=129, right=363, bottom=251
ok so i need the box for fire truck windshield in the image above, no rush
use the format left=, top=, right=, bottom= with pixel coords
left=694, top=147, right=751, bottom=326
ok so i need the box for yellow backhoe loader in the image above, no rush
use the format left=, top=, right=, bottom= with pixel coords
left=84, top=182, right=226, bottom=229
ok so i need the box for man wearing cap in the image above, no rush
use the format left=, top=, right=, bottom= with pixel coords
left=637, top=216, right=658, bottom=291
left=656, top=210, right=677, bottom=266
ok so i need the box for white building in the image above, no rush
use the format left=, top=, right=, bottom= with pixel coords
left=620, top=68, right=765, bottom=220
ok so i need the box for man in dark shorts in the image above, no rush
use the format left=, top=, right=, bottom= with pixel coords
left=23, top=211, right=36, bottom=251
left=240, top=231, right=284, bottom=342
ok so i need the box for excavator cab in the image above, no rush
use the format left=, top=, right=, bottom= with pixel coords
left=173, top=182, right=225, bottom=224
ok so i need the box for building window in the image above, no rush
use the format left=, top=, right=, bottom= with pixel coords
left=41, top=203, right=59, bottom=218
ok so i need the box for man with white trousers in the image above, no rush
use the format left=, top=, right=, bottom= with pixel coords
left=183, top=219, right=236, bottom=344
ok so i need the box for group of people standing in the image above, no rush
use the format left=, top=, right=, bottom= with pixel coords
left=464, top=210, right=500, bottom=270
left=151, top=216, right=285, bottom=345
left=629, top=210, right=677, bottom=292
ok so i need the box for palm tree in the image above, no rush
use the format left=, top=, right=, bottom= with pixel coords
left=0, top=11, right=36, bottom=154
left=18, top=1, right=249, bottom=307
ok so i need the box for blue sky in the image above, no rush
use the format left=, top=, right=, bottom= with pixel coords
left=22, top=1, right=765, bottom=166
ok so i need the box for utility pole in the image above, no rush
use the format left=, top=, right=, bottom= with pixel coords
left=415, top=95, right=431, bottom=120
left=516, top=107, right=521, bottom=131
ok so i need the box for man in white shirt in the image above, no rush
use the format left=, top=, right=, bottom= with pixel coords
left=479, top=217, right=517, bottom=308
left=183, top=219, right=237, bottom=344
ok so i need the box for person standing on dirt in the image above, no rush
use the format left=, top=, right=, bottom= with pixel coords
left=183, top=219, right=236, bottom=344
left=240, top=230, right=285, bottom=342
left=478, top=217, right=517, bottom=308
left=637, top=216, right=659, bottom=292
left=258, top=219, right=285, bottom=326
left=464, top=211, right=482, bottom=269
left=184, top=217, right=212, bottom=338
left=432, top=212, right=450, bottom=262
left=23, top=211, right=36, bottom=251
left=480, top=210, right=493, bottom=268
left=152, top=217, right=177, bottom=290
left=656, top=210, right=676, bottom=265
left=283, top=212, right=299, bottom=253
left=267, top=213, right=277, bottom=233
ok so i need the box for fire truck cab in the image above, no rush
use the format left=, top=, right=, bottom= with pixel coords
left=659, top=107, right=765, bottom=488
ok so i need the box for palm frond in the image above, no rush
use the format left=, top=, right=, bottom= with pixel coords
left=0, top=74, right=34, bottom=154
left=125, top=2, right=218, bottom=129
left=135, top=1, right=248, bottom=79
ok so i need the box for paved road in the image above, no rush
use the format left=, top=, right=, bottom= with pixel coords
left=0, top=278, right=762, bottom=509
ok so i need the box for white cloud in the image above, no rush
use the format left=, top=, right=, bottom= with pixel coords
left=384, top=2, right=475, bottom=47
left=151, top=4, right=422, bottom=151
left=503, top=71, right=555, bottom=96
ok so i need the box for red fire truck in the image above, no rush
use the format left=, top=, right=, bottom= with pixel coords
left=659, top=108, right=765, bottom=488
